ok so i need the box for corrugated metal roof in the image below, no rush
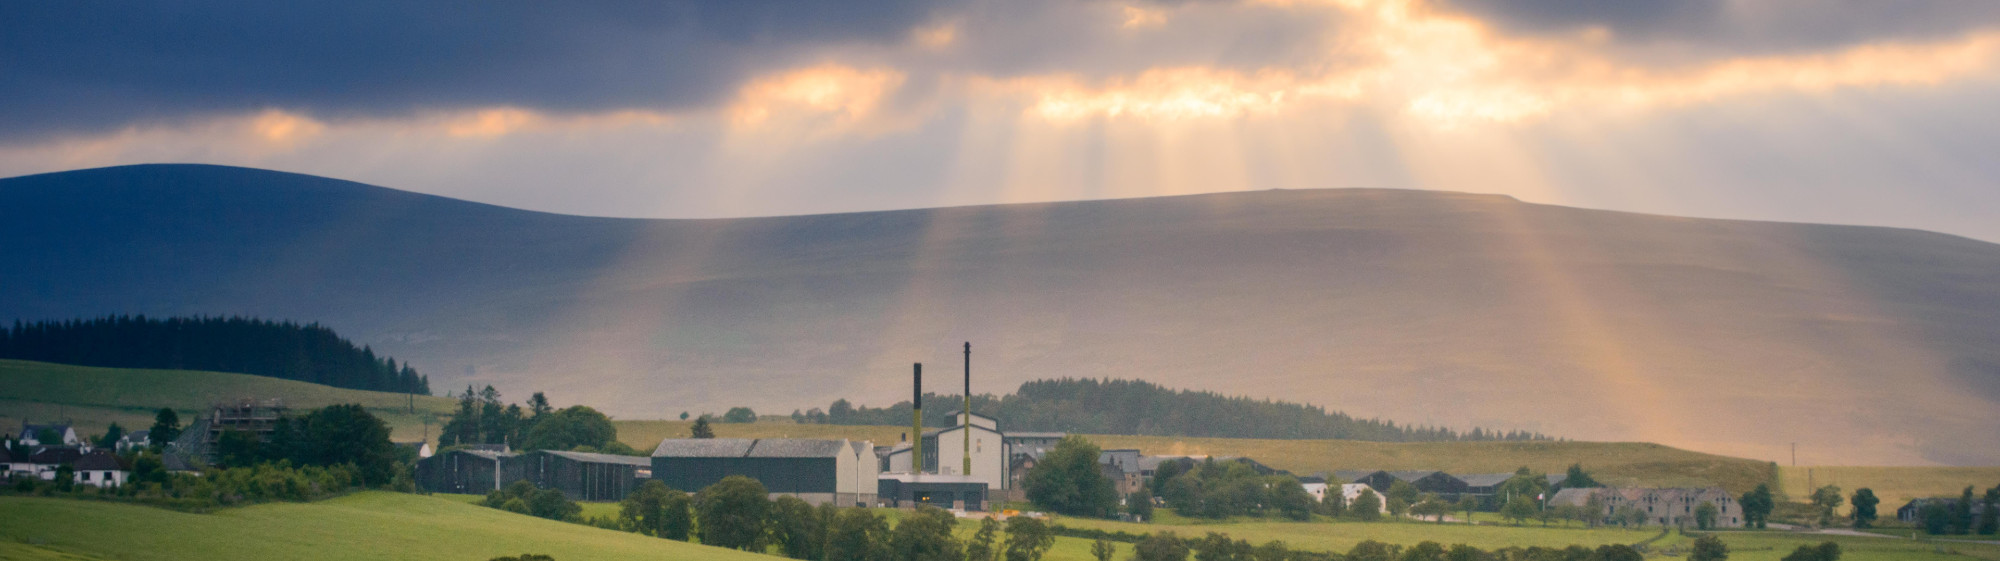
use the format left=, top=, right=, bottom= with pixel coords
left=652, top=438, right=757, bottom=457
left=1457, top=473, right=1516, bottom=487
left=538, top=450, right=651, bottom=466
left=1388, top=470, right=1442, bottom=481
left=652, top=438, right=851, bottom=458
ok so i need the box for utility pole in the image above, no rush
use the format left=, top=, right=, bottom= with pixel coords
left=912, top=363, right=923, bottom=475
left=963, top=342, right=973, bottom=478
left=1791, top=442, right=1796, bottom=467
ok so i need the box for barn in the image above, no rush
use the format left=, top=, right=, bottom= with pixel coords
left=652, top=438, right=878, bottom=506
left=519, top=450, right=651, bottom=502
left=415, top=449, right=521, bottom=494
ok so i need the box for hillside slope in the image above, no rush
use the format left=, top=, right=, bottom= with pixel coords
left=4, top=164, right=1999, bottom=464
left=0, top=359, right=455, bottom=443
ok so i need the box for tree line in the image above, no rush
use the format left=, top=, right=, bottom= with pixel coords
left=0, top=315, right=429, bottom=394
left=800, top=378, right=1551, bottom=442
left=437, top=386, right=640, bottom=454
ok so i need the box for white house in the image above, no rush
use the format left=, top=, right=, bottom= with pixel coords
left=115, top=430, right=151, bottom=453
left=1341, top=483, right=1385, bottom=512
left=19, top=424, right=80, bottom=447
left=1301, top=477, right=1329, bottom=503
left=72, top=450, right=127, bottom=488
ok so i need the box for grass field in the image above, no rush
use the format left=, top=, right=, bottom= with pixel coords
left=1780, top=466, right=2000, bottom=509
left=0, top=492, right=766, bottom=561
left=615, top=421, right=1774, bottom=492
left=0, top=359, right=457, bottom=443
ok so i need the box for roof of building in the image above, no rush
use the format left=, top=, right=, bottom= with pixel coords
left=1004, top=432, right=1067, bottom=439
left=1388, top=470, right=1445, bottom=481
left=1457, top=473, right=1516, bottom=487
left=162, top=450, right=203, bottom=472
left=652, top=438, right=853, bottom=459
left=1299, top=476, right=1327, bottom=484
left=1547, top=488, right=1595, bottom=507
left=1332, top=470, right=1384, bottom=482
left=28, top=447, right=83, bottom=464
left=447, top=449, right=516, bottom=461
left=73, top=450, right=122, bottom=471
left=537, top=450, right=653, bottom=466
left=0, top=446, right=14, bottom=462
left=878, top=472, right=987, bottom=484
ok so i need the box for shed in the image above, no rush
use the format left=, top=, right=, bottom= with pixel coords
left=520, top=450, right=651, bottom=501
left=416, top=449, right=521, bottom=494
left=652, top=438, right=877, bottom=506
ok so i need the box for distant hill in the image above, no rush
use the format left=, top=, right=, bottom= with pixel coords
left=1, top=315, right=430, bottom=394
left=0, top=359, right=455, bottom=443
left=4, top=164, right=1999, bottom=465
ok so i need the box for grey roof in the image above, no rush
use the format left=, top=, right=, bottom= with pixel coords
left=652, top=438, right=851, bottom=459
left=1548, top=488, right=1595, bottom=507
left=1332, top=470, right=1383, bottom=482
left=162, top=450, right=203, bottom=472
left=1388, top=470, right=1443, bottom=481
left=538, top=450, right=652, bottom=466
left=1457, top=473, right=1516, bottom=487
left=451, top=449, right=516, bottom=461
left=849, top=441, right=871, bottom=455
left=1004, top=432, right=1067, bottom=439
left=73, top=450, right=122, bottom=471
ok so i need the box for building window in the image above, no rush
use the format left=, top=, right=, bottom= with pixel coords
left=81, top=472, right=91, bottom=481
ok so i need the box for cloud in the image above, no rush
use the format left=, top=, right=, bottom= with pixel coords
left=1433, top=0, right=2000, bottom=63
left=0, top=0, right=958, bottom=142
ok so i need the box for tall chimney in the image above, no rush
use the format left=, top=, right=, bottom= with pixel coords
left=912, top=362, right=923, bottom=474
left=963, top=342, right=973, bottom=477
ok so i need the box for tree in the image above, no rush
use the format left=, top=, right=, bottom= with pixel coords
left=1091, top=539, right=1116, bottom=561
left=1953, top=486, right=1977, bottom=534
left=1690, top=535, right=1729, bottom=561
left=521, top=405, right=617, bottom=452
left=1779, top=542, right=1840, bottom=561
left=1741, top=484, right=1775, bottom=529
left=1002, top=516, right=1055, bottom=561
left=890, top=505, right=964, bottom=561
left=1810, top=485, right=1844, bottom=527
left=1583, top=492, right=1608, bottom=528
left=620, top=480, right=692, bottom=540
left=269, top=404, right=399, bottom=485
left=697, top=476, right=771, bottom=550
left=769, top=496, right=828, bottom=560
left=722, top=407, right=758, bottom=423
left=214, top=429, right=263, bottom=468
left=528, top=488, right=581, bottom=522
left=130, top=452, right=167, bottom=485
left=1132, top=531, right=1189, bottom=561
left=1387, top=480, right=1420, bottom=506
left=527, top=392, right=553, bottom=419
left=1192, top=533, right=1248, bottom=561
left=1352, top=489, right=1383, bottom=521
left=1594, top=545, right=1643, bottom=561
left=52, top=465, right=75, bottom=492
left=1980, top=486, right=1999, bottom=535
left=826, top=508, right=891, bottom=561
left=1347, top=540, right=1398, bottom=561
left=96, top=422, right=126, bottom=449
left=1129, top=489, right=1156, bottom=520
left=1850, top=488, right=1879, bottom=529
left=1695, top=501, right=1719, bottom=530
left=1921, top=501, right=1952, bottom=535
left=1456, top=495, right=1478, bottom=524
left=1270, top=478, right=1314, bottom=521
left=1251, top=541, right=1288, bottom=561
left=691, top=417, right=716, bottom=439
left=967, top=517, right=1002, bottom=561
left=1501, top=496, right=1537, bottom=526
left=1411, top=494, right=1450, bottom=524
left=1402, top=541, right=1445, bottom=561
left=1563, top=464, right=1599, bottom=489
left=1022, top=435, right=1118, bottom=517
left=1387, top=497, right=1410, bottom=519
left=149, top=408, right=182, bottom=446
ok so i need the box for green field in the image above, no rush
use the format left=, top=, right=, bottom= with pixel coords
left=0, top=492, right=767, bottom=561
left=615, top=420, right=1773, bottom=492
left=1780, top=466, right=2000, bottom=509
left=0, top=359, right=457, bottom=444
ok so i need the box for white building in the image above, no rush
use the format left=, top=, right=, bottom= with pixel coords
left=72, top=450, right=127, bottom=488
left=1301, top=478, right=1329, bottom=503
left=19, top=424, right=80, bottom=447
left=880, top=411, right=1012, bottom=490
left=1340, top=483, right=1385, bottom=512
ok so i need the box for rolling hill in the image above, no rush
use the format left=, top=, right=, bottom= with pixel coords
left=4, top=164, right=1999, bottom=465
left=0, top=359, right=455, bottom=443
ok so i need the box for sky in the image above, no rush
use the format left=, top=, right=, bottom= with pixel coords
left=6, top=0, right=2000, bottom=241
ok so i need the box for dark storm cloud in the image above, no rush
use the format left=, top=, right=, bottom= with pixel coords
left=0, top=1, right=957, bottom=141
left=1438, top=0, right=2000, bottom=62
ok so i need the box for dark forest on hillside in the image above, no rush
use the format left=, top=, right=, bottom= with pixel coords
left=0, top=315, right=430, bottom=394
left=799, top=378, right=1551, bottom=442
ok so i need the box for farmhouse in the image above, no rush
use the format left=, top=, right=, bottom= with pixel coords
left=18, top=423, right=79, bottom=447
left=415, top=449, right=521, bottom=494
left=116, top=430, right=150, bottom=453
left=1299, top=475, right=1328, bottom=502
left=518, top=450, right=650, bottom=502
left=653, top=438, right=878, bottom=507
left=1898, top=497, right=1991, bottom=525
left=71, top=450, right=126, bottom=488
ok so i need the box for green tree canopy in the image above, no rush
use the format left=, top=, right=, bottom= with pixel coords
left=1563, top=464, right=1600, bottom=488
left=1690, top=535, right=1729, bottom=561
left=769, top=495, right=829, bottom=560
left=891, top=506, right=964, bottom=561
left=722, top=407, right=758, bottom=423
left=619, top=480, right=692, bottom=540
left=1269, top=478, right=1314, bottom=521
left=1741, top=484, right=1775, bottom=529
left=1023, top=435, right=1118, bottom=517
left=1132, top=531, right=1189, bottom=561
left=697, top=476, right=771, bottom=550
left=1352, top=489, right=1383, bottom=521
left=691, top=417, right=716, bottom=439
left=149, top=408, right=181, bottom=446
left=1002, top=516, right=1055, bottom=561
left=521, top=405, right=617, bottom=452
left=1850, top=488, right=1879, bottom=529
left=826, top=508, right=890, bottom=561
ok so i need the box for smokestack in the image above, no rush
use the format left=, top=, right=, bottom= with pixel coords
left=963, top=342, right=972, bottom=477
left=912, top=363, right=923, bottom=474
